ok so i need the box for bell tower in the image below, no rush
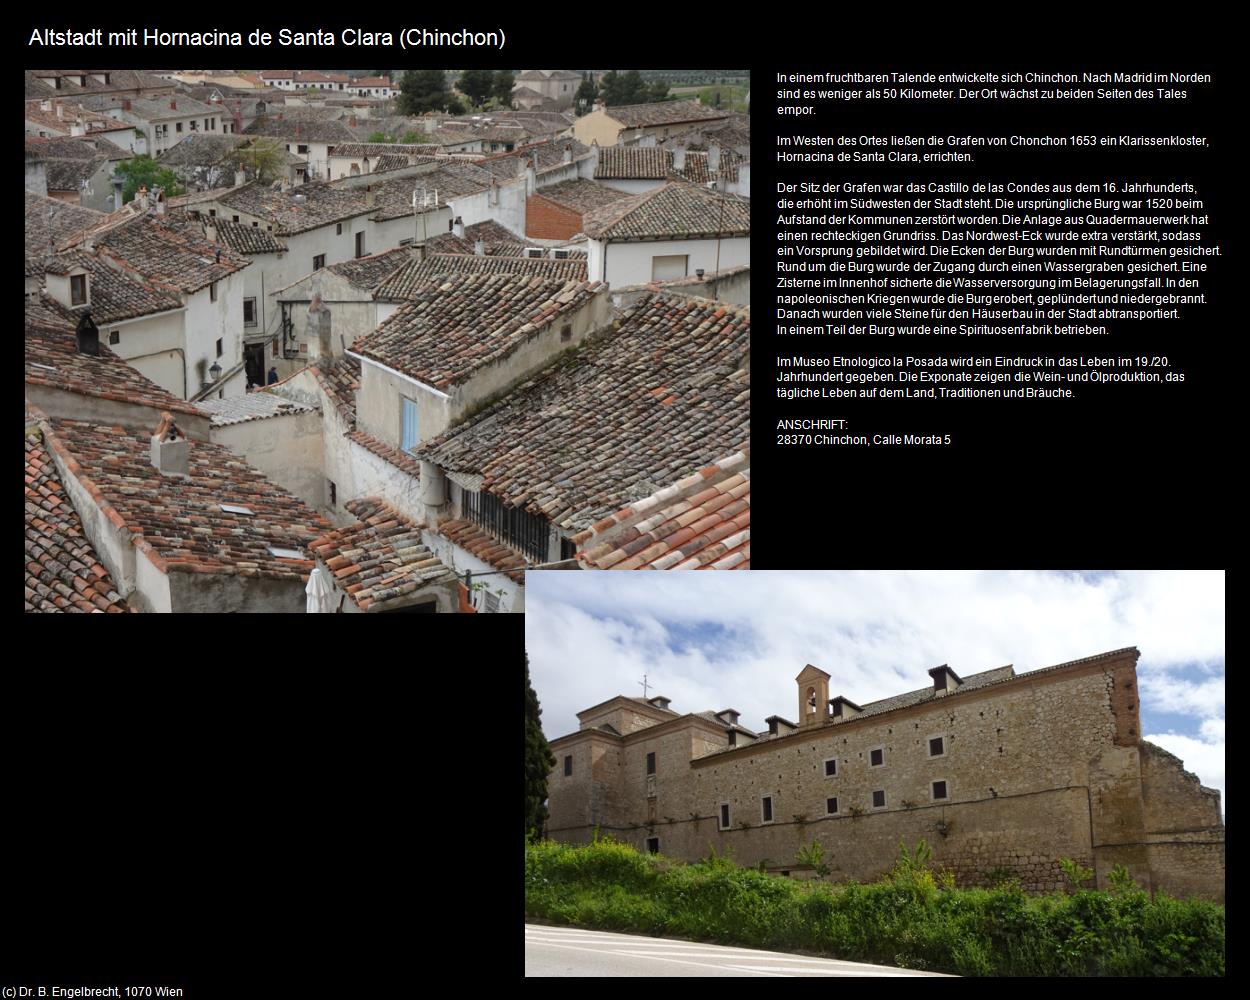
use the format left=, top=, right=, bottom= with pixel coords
left=796, top=664, right=831, bottom=729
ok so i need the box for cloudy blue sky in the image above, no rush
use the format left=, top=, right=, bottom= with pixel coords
left=526, top=571, right=1225, bottom=816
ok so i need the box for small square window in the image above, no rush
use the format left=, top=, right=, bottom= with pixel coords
left=719, top=803, right=730, bottom=830
left=761, top=796, right=773, bottom=823
left=216, top=338, right=223, bottom=358
left=232, top=215, right=239, bottom=223
left=108, top=330, right=119, bottom=345
left=932, top=780, right=948, bottom=800
left=646, top=837, right=660, bottom=854
left=563, top=755, right=572, bottom=777
left=870, top=747, right=884, bottom=767
left=313, top=254, right=326, bottom=271
left=872, top=789, right=886, bottom=808
left=826, top=797, right=838, bottom=815
left=824, top=758, right=837, bottom=778
left=646, top=752, right=656, bottom=776
left=929, top=736, right=945, bottom=757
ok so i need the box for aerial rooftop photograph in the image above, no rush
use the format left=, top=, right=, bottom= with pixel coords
left=23, top=68, right=752, bottom=613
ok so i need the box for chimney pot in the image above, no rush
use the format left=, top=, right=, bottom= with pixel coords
left=473, top=239, right=484, bottom=256
left=150, top=412, right=190, bottom=477
left=453, top=216, right=465, bottom=239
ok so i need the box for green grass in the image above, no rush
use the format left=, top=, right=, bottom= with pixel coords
left=525, top=839, right=1224, bottom=976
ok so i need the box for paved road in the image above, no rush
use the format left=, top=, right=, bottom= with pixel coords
left=525, top=924, right=949, bottom=977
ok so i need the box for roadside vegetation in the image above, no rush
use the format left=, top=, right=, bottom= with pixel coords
left=525, top=837, right=1224, bottom=976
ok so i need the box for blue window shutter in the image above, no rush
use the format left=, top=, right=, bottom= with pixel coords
left=401, top=398, right=419, bottom=453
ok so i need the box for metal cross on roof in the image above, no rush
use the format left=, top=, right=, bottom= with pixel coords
left=638, top=674, right=650, bottom=699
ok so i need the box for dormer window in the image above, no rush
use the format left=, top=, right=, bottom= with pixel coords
left=70, top=274, right=88, bottom=306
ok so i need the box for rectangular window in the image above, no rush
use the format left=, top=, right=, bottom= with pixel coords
left=932, top=780, right=948, bottom=800
left=872, top=789, right=886, bottom=808
left=929, top=736, right=945, bottom=757
left=719, top=803, right=730, bottom=830
left=355, top=231, right=366, bottom=258
left=243, top=297, right=257, bottom=326
left=215, top=338, right=223, bottom=358
left=108, top=330, right=119, bottom=345
left=826, top=797, right=838, bottom=815
left=336, top=222, right=343, bottom=235
left=563, top=755, right=572, bottom=777
left=232, top=215, right=239, bottom=223
left=463, top=488, right=551, bottom=563
left=313, top=254, right=326, bottom=271
left=204, top=119, right=210, bottom=130
left=651, top=253, right=689, bottom=281
left=761, top=796, right=773, bottom=823
left=646, top=752, right=656, bottom=775
left=298, top=144, right=309, bottom=155
left=646, top=837, right=660, bottom=855
left=401, top=396, right=419, bottom=454
left=209, top=282, right=218, bottom=302
left=176, top=122, right=182, bottom=133
left=70, top=274, right=87, bottom=305
left=209, top=209, right=216, bottom=218
left=824, top=757, right=837, bottom=778
left=327, top=480, right=337, bottom=507
left=870, top=747, right=884, bottom=767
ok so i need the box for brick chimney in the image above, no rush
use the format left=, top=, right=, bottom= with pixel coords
left=411, top=242, right=426, bottom=261
left=562, top=143, right=572, bottom=164
left=135, top=186, right=149, bottom=211
left=473, top=239, right=484, bottom=256
left=307, top=292, right=333, bottom=361
left=204, top=221, right=218, bottom=243
left=673, top=142, right=686, bottom=171
left=452, top=216, right=465, bottom=239
left=707, top=142, right=721, bottom=173
left=524, top=157, right=536, bottom=195
left=929, top=664, right=963, bottom=696
left=150, top=412, right=189, bottom=477
left=234, top=169, right=247, bottom=187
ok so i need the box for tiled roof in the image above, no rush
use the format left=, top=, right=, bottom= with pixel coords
left=28, top=70, right=173, bottom=97
left=423, top=219, right=526, bottom=256
left=209, top=218, right=287, bottom=254
left=346, top=430, right=422, bottom=478
left=59, top=213, right=250, bottom=294
left=25, top=102, right=128, bottom=135
left=374, top=253, right=588, bottom=300
left=594, top=146, right=673, bottom=180
left=533, top=178, right=631, bottom=215
left=354, top=77, right=394, bottom=89
left=25, top=134, right=119, bottom=161
left=582, top=182, right=750, bottom=241
left=43, top=417, right=330, bottom=580
left=419, top=291, right=750, bottom=532
left=244, top=114, right=357, bottom=143
left=196, top=392, right=315, bottom=426
left=372, top=153, right=414, bottom=173
left=436, top=519, right=526, bottom=583
left=352, top=272, right=605, bottom=390
left=364, top=162, right=497, bottom=221
left=43, top=156, right=109, bottom=192
left=216, top=180, right=375, bottom=234
left=24, top=191, right=103, bottom=276
left=326, top=247, right=411, bottom=289
left=157, top=133, right=307, bottom=170
left=574, top=449, right=750, bottom=569
left=25, top=424, right=132, bottom=613
left=310, top=497, right=452, bottom=611
left=25, top=304, right=202, bottom=419
left=311, top=355, right=360, bottom=428
left=329, top=142, right=441, bottom=158
left=90, top=95, right=218, bottom=121
left=603, top=100, right=729, bottom=129
left=45, top=248, right=184, bottom=324
left=480, top=137, right=592, bottom=179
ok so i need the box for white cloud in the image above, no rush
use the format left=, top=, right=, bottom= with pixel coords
left=526, top=570, right=1225, bottom=800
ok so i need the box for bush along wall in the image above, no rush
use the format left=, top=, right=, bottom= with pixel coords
left=524, top=837, right=1224, bottom=976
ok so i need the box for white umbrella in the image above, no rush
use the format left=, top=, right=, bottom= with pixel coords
left=305, top=566, right=334, bottom=613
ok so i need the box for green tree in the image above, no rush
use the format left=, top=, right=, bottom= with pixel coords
left=574, top=73, right=598, bottom=113
left=234, top=138, right=286, bottom=185
left=458, top=68, right=495, bottom=109
left=525, top=655, right=556, bottom=840
left=398, top=131, right=423, bottom=144
left=645, top=79, right=672, bottom=103
left=397, top=69, right=463, bottom=115
left=366, top=131, right=397, bottom=144
left=493, top=69, right=515, bottom=106
left=113, top=156, right=184, bottom=204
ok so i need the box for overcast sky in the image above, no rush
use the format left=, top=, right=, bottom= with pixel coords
left=526, top=571, right=1225, bottom=816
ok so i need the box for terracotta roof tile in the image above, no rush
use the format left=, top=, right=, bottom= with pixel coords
left=419, top=291, right=750, bottom=532
left=24, top=191, right=103, bottom=277
left=346, top=430, right=421, bottom=478
left=329, top=142, right=441, bottom=159
left=582, top=182, right=750, bottom=241
left=311, top=355, right=360, bottom=428
left=216, top=180, right=376, bottom=235
left=244, top=114, right=357, bottom=144
left=196, top=392, right=315, bottom=426
left=25, top=303, right=203, bottom=419
left=374, top=253, right=587, bottom=300
left=309, top=497, right=453, bottom=611
left=594, top=146, right=673, bottom=180
left=25, top=425, right=131, bottom=613
left=601, top=100, right=729, bottom=129
left=325, top=247, right=411, bottom=289
left=42, top=418, right=330, bottom=579
left=353, top=272, right=605, bottom=390
left=436, top=519, right=527, bottom=583
left=209, top=218, right=287, bottom=254
left=424, top=219, right=526, bottom=256
left=574, top=450, right=750, bottom=570
left=533, top=178, right=631, bottom=215
left=44, top=248, right=184, bottom=324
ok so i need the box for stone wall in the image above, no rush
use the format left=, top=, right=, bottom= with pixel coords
left=545, top=650, right=1225, bottom=901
